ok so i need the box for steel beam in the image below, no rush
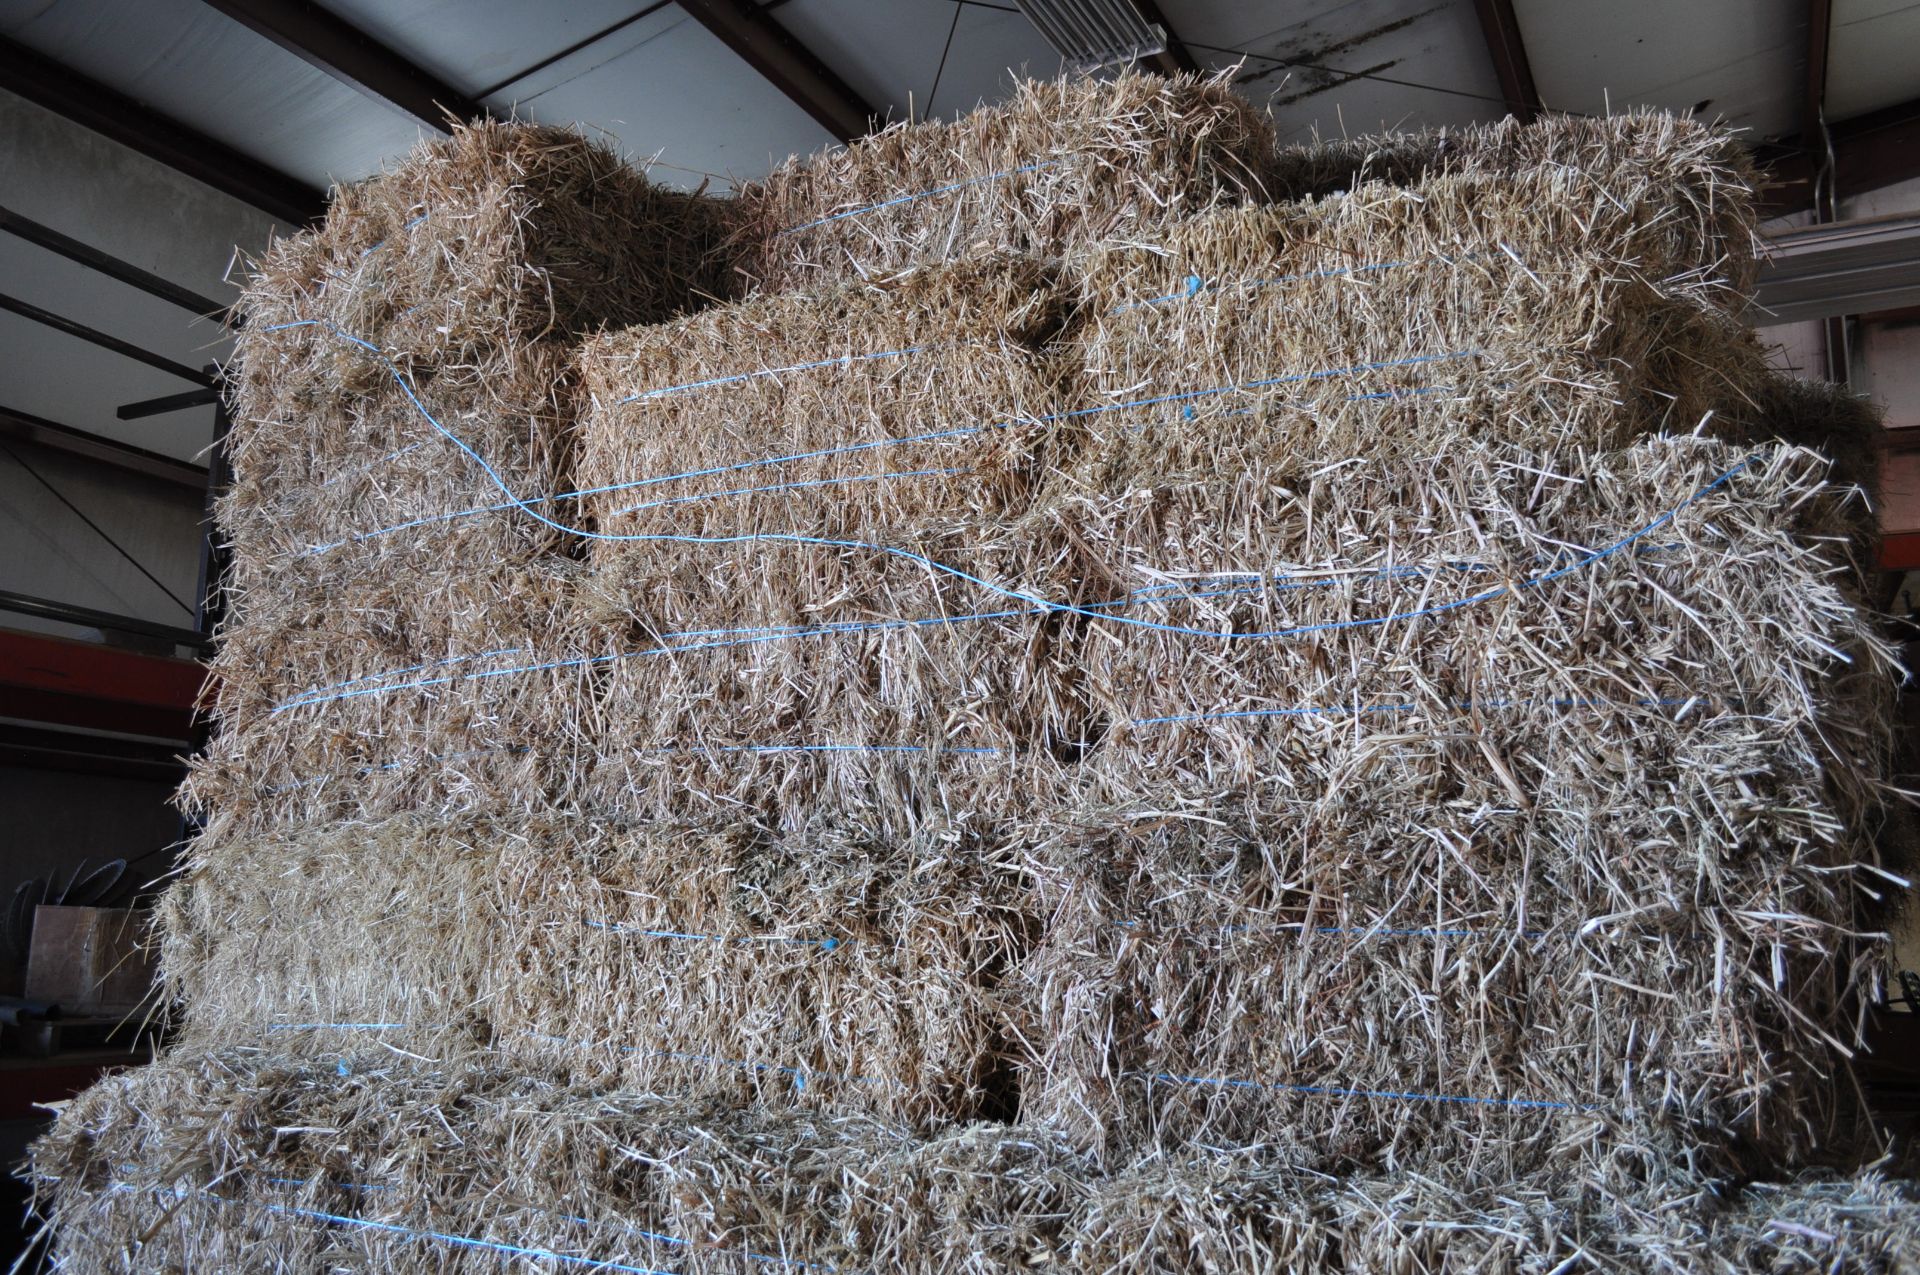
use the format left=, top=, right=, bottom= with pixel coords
left=1128, top=0, right=1198, bottom=76
left=0, top=722, right=186, bottom=782
left=0, top=590, right=210, bottom=651
left=0, top=204, right=230, bottom=321
left=0, top=405, right=207, bottom=490
left=1470, top=0, right=1541, bottom=121
left=0, top=37, right=323, bottom=226
left=198, top=0, right=484, bottom=130
left=678, top=0, right=878, bottom=144
left=0, top=292, right=215, bottom=387
left=0, top=627, right=204, bottom=741
left=117, top=387, right=223, bottom=421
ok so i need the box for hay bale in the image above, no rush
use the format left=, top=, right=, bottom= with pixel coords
left=735, top=72, right=1275, bottom=294
left=194, top=121, right=733, bottom=830
left=29, top=1049, right=1920, bottom=1273
left=1264, top=112, right=1759, bottom=296
left=1065, top=170, right=1770, bottom=469
left=1018, top=437, right=1897, bottom=1171
left=159, top=811, right=1034, bottom=1129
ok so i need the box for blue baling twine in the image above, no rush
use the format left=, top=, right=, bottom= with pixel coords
left=259, top=323, right=1744, bottom=705
left=258, top=1023, right=1583, bottom=1113
left=292, top=353, right=1477, bottom=559
left=603, top=467, right=968, bottom=519
left=277, top=543, right=1677, bottom=706
left=618, top=344, right=935, bottom=402
left=142, top=1187, right=681, bottom=1275
left=256, top=1176, right=836, bottom=1270
left=775, top=160, right=1062, bottom=235
left=1109, top=251, right=1481, bottom=314
left=267, top=464, right=1737, bottom=709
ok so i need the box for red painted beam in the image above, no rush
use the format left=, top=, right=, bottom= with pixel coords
left=1881, top=533, right=1920, bottom=571
left=0, top=628, right=204, bottom=740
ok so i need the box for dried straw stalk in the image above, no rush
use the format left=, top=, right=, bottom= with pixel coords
left=29, top=1049, right=1920, bottom=1273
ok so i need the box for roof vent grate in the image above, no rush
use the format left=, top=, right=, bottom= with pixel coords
left=1015, top=0, right=1170, bottom=74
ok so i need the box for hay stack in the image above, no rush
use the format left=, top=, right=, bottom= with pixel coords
left=735, top=72, right=1275, bottom=294
left=1264, top=112, right=1758, bottom=281
left=29, top=1049, right=1920, bottom=1273
left=27, top=79, right=1917, bottom=1267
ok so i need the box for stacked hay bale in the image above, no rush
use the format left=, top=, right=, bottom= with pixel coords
left=184, top=120, right=732, bottom=840
left=27, top=76, right=1919, bottom=1271
left=732, top=72, right=1277, bottom=292
left=31, top=1049, right=1920, bottom=1272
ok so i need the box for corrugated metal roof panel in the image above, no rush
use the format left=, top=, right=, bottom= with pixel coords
left=1826, top=0, right=1920, bottom=122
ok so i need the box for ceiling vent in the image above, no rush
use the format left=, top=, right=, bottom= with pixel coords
left=1015, top=0, right=1170, bottom=74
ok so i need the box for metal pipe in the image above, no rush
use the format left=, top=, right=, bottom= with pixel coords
left=0, top=292, right=216, bottom=386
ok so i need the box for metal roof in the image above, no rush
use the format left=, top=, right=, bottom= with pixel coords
left=0, top=0, right=1915, bottom=477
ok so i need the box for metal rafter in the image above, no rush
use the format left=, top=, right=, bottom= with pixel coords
left=0, top=203, right=230, bottom=321
left=1469, top=0, right=1541, bottom=121
left=197, top=0, right=484, bottom=130
left=0, top=405, right=207, bottom=490
left=0, top=36, right=323, bottom=226
left=677, top=0, right=879, bottom=144
left=1128, top=0, right=1198, bottom=77
left=0, top=292, right=217, bottom=387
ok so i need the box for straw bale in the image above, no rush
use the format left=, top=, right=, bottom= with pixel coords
left=178, top=557, right=586, bottom=832
left=159, top=811, right=1035, bottom=1129
left=735, top=71, right=1275, bottom=294
left=222, top=119, right=730, bottom=576
left=1016, top=438, right=1898, bottom=1171
left=1065, top=171, right=1771, bottom=471
left=1263, top=111, right=1760, bottom=297
left=572, top=255, right=1066, bottom=545
left=29, top=1049, right=1920, bottom=1273
left=232, top=118, right=731, bottom=381
left=194, top=120, right=735, bottom=829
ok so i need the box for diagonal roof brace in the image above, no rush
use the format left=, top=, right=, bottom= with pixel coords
left=677, top=0, right=879, bottom=145
left=197, top=0, right=486, bottom=130
left=1469, top=0, right=1541, bottom=122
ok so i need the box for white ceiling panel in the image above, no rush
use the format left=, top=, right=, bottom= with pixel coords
left=1514, top=0, right=1803, bottom=140
left=771, top=0, right=1064, bottom=123
left=487, top=5, right=836, bottom=190
left=319, top=0, right=658, bottom=100
left=1176, top=0, right=1505, bottom=141
left=919, top=1, right=1063, bottom=118
left=0, top=0, right=427, bottom=186
left=1825, top=0, right=1920, bottom=122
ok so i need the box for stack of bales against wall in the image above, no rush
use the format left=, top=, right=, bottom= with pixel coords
left=27, top=79, right=1920, bottom=1270
left=186, top=121, right=731, bottom=838
left=30, top=1048, right=1920, bottom=1273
